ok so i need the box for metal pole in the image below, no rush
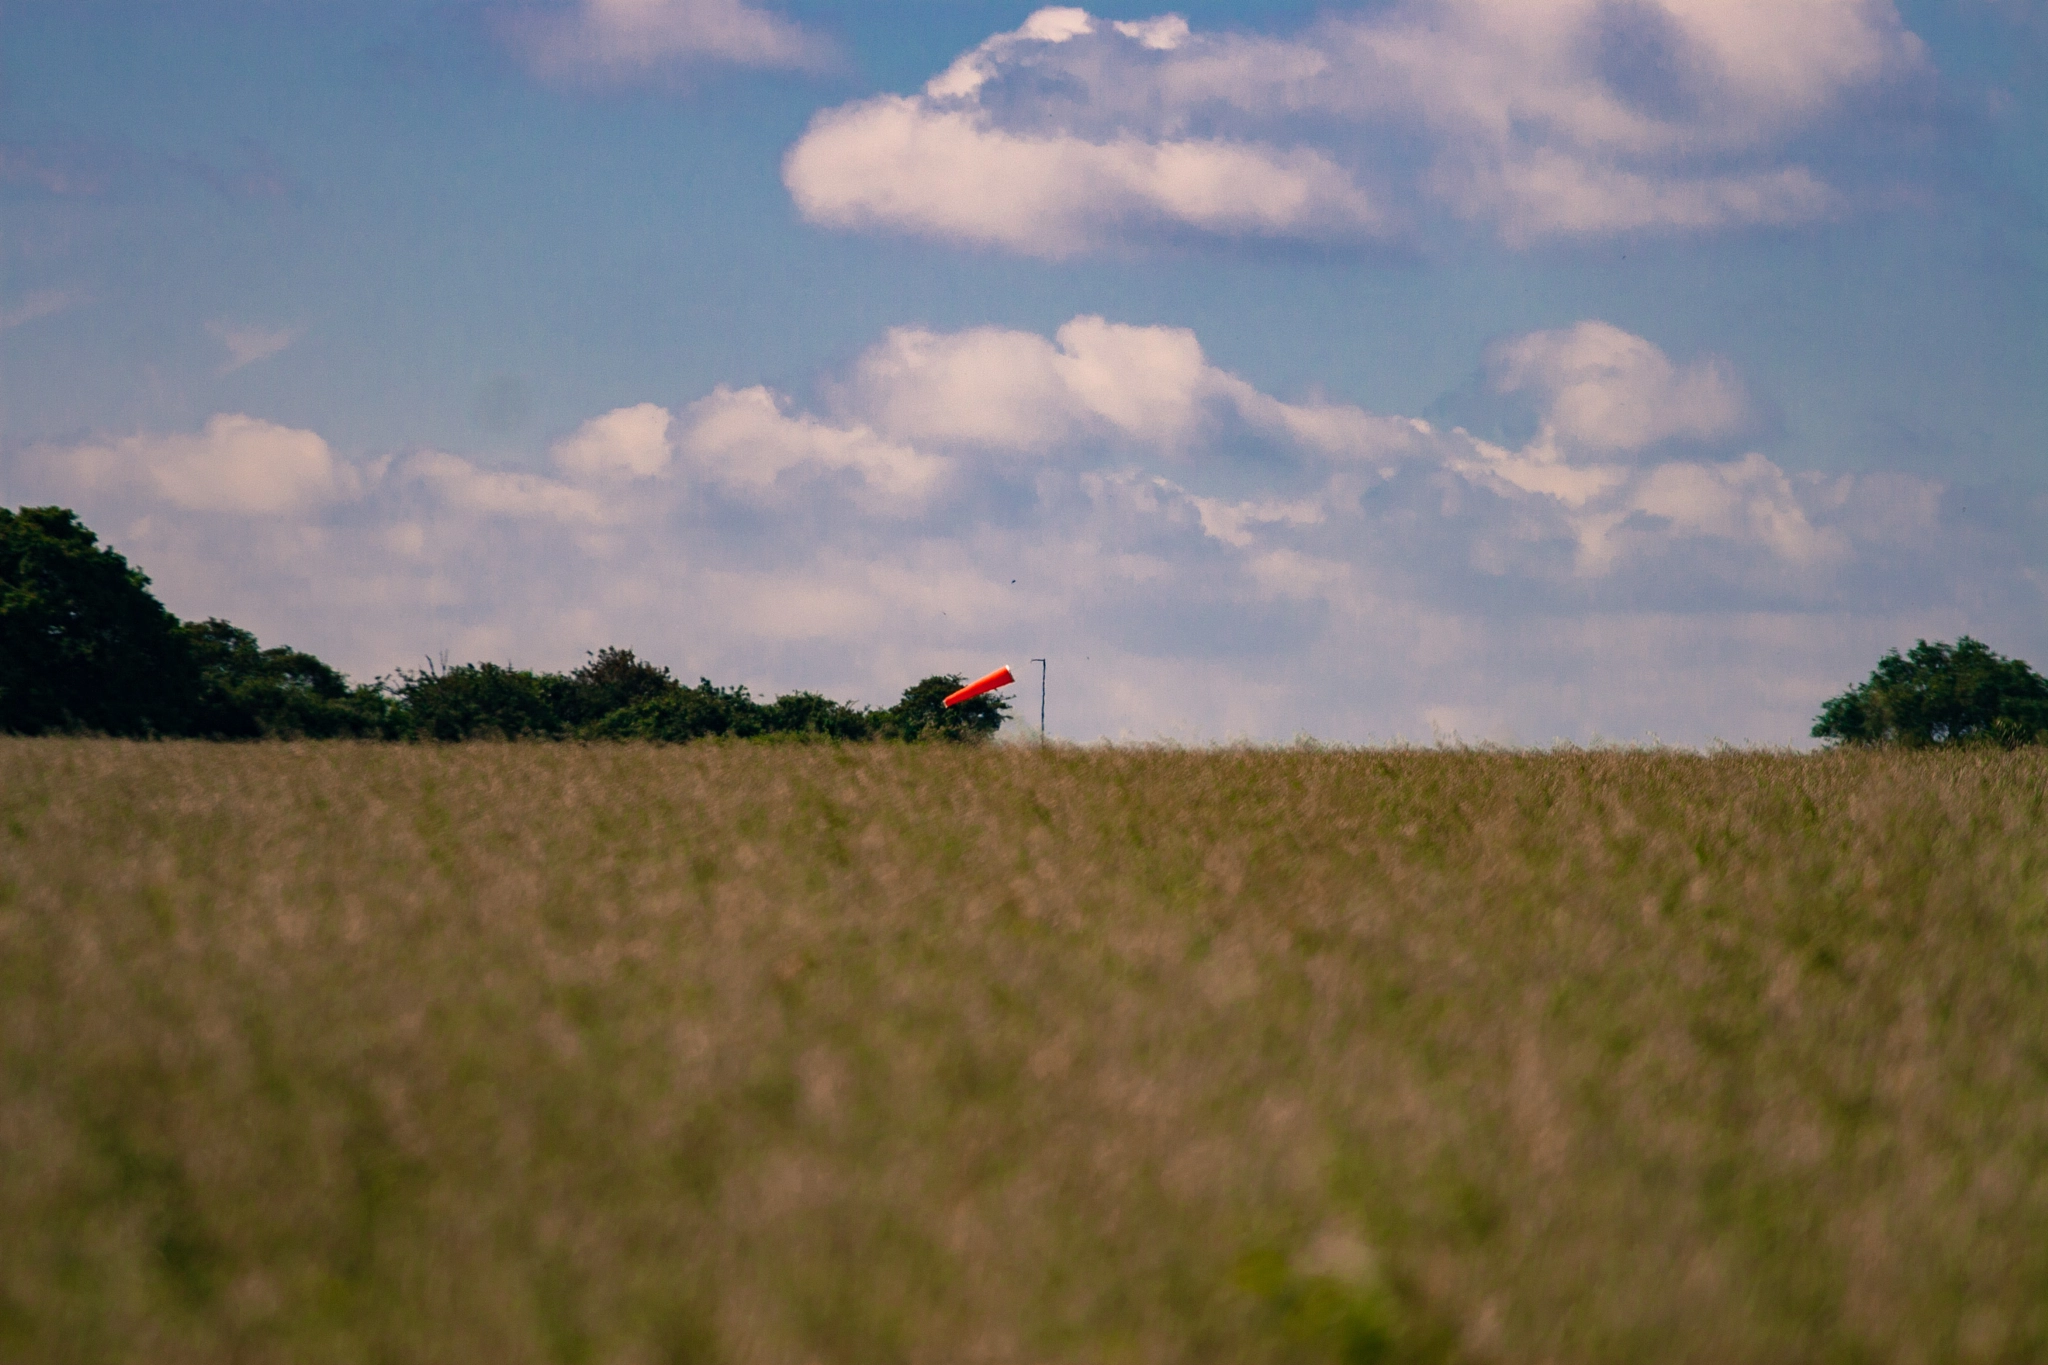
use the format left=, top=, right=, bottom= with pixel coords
left=1029, top=658, right=1047, bottom=740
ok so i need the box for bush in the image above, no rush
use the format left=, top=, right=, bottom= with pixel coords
left=0, top=507, right=202, bottom=735
left=1813, top=637, right=2048, bottom=747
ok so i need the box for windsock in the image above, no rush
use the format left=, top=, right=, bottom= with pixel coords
left=944, top=665, right=1015, bottom=708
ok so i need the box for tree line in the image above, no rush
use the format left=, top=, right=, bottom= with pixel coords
left=12, top=503, right=2046, bottom=748
left=1, top=506, right=1007, bottom=741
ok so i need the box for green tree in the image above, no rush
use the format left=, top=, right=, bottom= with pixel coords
left=581, top=679, right=767, bottom=742
left=0, top=506, right=201, bottom=735
left=880, top=674, right=1010, bottom=742
left=393, top=662, right=574, bottom=741
left=179, top=618, right=392, bottom=738
left=561, top=647, right=681, bottom=725
left=1813, top=637, right=2048, bottom=747
left=2, top=506, right=1019, bottom=747
left=760, top=690, right=875, bottom=740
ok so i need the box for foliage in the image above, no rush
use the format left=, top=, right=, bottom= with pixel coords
left=390, top=661, right=577, bottom=741
left=760, top=689, right=877, bottom=741
left=561, top=647, right=681, bottom=725
left=179, top=619, right=392, bottom=738
left=582, top=679, right=769, bottom=742
left=583, top=674, right=1006, bottom=745
left=5, top=742, right=2048, bottom=1365
left=582, top=673, right=1015, bottom=746
left=0, top=506, right=201, bottom=736
left=1813, top=636, right=2048, bottom=747
left=391, top=660, right=996, bottom=745
left=0, top=507, right=1015, bottom=744
left=879, top=673, right=1011, bottom=742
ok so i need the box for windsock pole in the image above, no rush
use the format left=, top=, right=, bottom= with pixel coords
left=944, top=665, right=1015, bottom=708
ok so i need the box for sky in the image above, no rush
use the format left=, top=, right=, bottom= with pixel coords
left=2, top=0, right=2044, bottom=744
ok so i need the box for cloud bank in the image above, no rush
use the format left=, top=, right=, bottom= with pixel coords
left=11, top=316, right=2037, bottom=744
left=785, top=1, right=1927, bottom=254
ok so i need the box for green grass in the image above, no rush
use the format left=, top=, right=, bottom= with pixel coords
left=2, top=739, right=2046, bottom=1364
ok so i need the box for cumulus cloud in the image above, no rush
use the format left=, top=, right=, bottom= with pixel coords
left=1630, top=453, right=1837, bottom=561
left=784, top=1, right=1927, bottom=254
left=409, top=452, right=613, bottom=524
left=53, top=414, right=352, bottom=515
left=845, top=316, right=1220, bottom=448
left=510, top=0, right=829, bottom=82
left=785, top=98, right=1383, bottom=257
left=1490, top=319, right=1748, bottom=456
left=552, top=402, right=674, bottom=480
left=12, top=317, right=2037, bottom=745
left=677, top=385, right=948, bottom=509
left=842, top=314, right=1420, bottom=460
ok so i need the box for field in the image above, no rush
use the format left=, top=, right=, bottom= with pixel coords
left=2, top=739, right=2045, bottom=1365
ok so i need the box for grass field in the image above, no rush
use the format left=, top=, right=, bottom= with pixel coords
left=2, top=739, right=2045, bottom=1365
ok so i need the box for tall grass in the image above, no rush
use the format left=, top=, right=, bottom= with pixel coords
left=1, top=739, right=2045, bottom=1364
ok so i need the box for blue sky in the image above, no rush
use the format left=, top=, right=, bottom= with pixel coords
left=3, top=0, right=2044, bottom=742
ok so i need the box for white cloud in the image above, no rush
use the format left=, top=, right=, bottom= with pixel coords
left=844, top=316, right=1221, bottom=447
left=841, top=324, right=1077, bottom=448
left=784, top=98, right=1381, bottom=258
left=12, top=316, right=2036, bottom=746
left=1190, top=492, right=1328, bottom=549
left=209, top=321, right=304, bottom=374
left=1440, top=157, right=1840, bottom=245
left=552, top=402, right=674, bottom=479
left=1049, top=316, right=1220, bottom=445
left=511, top=0, right=828, bottom=81
left=1628, top=452, right=1839, bottom=562
left=784, top=1, right=1926, bottom=254
left=844, top=314, right=1418, bottom=460
left=677, top=385, right=947, bottom=508
left=1489, top=319, right=1748, bottom=455
left=1352, top=0, right=1914, bottom=155
left=53, top=414, right=349, bottom=514
left=407, top=451, right=612, bottom=524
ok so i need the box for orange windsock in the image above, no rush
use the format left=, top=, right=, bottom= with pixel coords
left=944, top=665, right=1015, bottom=708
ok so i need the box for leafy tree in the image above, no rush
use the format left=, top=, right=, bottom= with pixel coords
left=562, top=647, right=680, bottom=725
left=3, top=506, right=1019, bottom=747
left=880, top=674, right=1010, bottom=742
left=1813, top=637, right=2048, bottom=747
left=760, top=690, right=875, bottom=740
left=583, top=679, right=768, bottom=741
left=392, top=661, right=574, bottom=741
left=0, top=506, right=201, bottom=735
left=180, top=618, right=394, bottom=737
